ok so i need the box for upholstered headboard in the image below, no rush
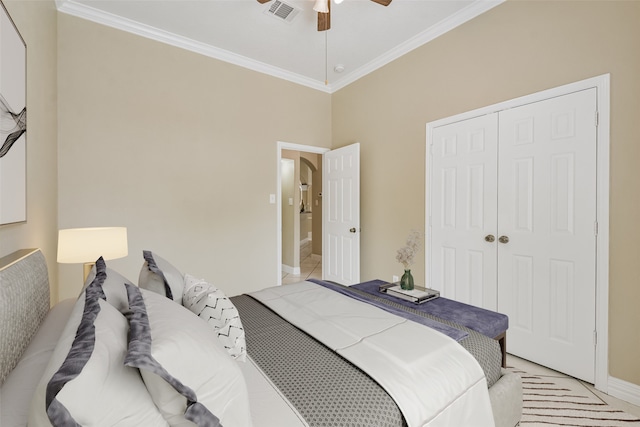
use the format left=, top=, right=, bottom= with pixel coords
left=0, top=248, right=50, bottom=386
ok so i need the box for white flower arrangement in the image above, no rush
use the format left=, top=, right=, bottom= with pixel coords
left=396, top=230, right=423, bottom=270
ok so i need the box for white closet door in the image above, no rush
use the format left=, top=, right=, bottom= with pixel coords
left=497, top=88, right=597, bottom=382
left=430, top=114, right=499, bottom=310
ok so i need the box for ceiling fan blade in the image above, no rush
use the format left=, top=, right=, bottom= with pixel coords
left=257, top=0, right=271, bottom=3
left=370, top=0, right=392, bottom=6
left=317, top=1, right=330, bottom=31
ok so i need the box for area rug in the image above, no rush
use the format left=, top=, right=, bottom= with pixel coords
left=507, top=366, right=640, bottom=426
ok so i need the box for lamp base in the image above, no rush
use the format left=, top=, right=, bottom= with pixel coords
left=83, top=262, right=95, bottom=284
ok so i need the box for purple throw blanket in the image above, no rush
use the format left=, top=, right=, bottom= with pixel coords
left=308, top=279, right=468, bottom=342
left=351, top=280, right=508, bottom=339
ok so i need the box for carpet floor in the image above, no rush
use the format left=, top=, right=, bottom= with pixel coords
left=507, top=357, right=640, bottom=426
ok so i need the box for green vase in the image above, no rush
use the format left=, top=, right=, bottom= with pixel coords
left=400, top=269, right=414, bottom=290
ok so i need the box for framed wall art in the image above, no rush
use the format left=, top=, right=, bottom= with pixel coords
left=0, top=0, right=26, bottom=225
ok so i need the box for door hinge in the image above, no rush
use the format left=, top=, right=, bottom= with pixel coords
left=595, top=111, right=599, bottom=127
left=593, top=330, right=598, bottom=346
left=594, top=221, right=599, bottom=236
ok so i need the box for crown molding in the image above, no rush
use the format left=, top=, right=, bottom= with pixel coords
left=329, top=0, right=504, bottom=92
left=56, top=0, right=503, bottom=94
left=56, top=0, right=332, bottom=93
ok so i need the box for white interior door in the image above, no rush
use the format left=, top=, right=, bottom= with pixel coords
left=429, top=114, right=499, bottom=310
left=323, top=143, right=360, bottom=285
left=498, top=88, right=597, bottom=383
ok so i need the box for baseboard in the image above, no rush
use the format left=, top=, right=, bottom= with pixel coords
left=608, top=376, right=640, bottom=406
left=282, top=264, right=300, bottom=275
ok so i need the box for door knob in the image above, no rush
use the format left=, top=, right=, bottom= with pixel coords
left=498, top=235, right=509, bottom=244
left=349, top=227, right=357, bottom=233
left=485, top=234, right=495, bottom=242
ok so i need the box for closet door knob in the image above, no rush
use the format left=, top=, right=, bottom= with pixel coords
left=498, top=235, right=510, bottom=244
left=349, top=227, right=357, bottom=233
left=485, top=235, right=495, bottom=242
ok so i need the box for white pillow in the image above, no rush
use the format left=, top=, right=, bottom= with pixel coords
left=125, top=285, right=253, bottom=427
left=139, top=250, right=184, bottom=305
left=182, top=274, right=247, bottom=362
left=28, top=283, right=168, bottom=426
left=84, top=256, right=134, bottom=313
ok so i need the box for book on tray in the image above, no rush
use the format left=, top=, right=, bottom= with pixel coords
left=378, top=282, right=440, bottom=304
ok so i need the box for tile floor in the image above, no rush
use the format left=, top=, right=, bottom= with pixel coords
left=281, top=241, right=322, bottom=285
left=508, top=353, right=640, bottom=418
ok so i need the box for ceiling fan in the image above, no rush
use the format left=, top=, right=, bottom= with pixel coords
left=257, top=0, right=392, bottom=31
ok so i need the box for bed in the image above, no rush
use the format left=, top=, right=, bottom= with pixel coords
left=0, top=248, right=522, bottom=427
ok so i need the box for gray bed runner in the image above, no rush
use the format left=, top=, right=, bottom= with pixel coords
left=232, top=295, right=406, bottom=427
left=232, top=291, right=502, bottom=427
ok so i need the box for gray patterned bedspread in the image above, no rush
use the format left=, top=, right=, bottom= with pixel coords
left=231, top=285, right=502, bottom=427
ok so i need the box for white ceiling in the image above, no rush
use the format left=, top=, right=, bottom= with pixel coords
left=56, top=0, right=503, bottom=93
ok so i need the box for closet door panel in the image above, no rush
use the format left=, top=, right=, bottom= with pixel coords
left=429, top=114, right=498, bottom=310
left=497, top=88, right=597, bottom=383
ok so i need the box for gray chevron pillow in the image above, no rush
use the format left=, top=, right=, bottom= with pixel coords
left=182, top=274, right=247, bottom=362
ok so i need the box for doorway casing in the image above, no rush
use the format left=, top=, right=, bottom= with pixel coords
left=276, top=141, right=330, bottom=286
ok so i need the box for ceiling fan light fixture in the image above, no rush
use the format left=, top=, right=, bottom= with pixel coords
left=313, top=0, right=329, bottom=13
left=334, top=0, right=344, bottom=4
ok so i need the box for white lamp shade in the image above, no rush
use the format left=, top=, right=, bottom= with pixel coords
left=57, top=227, right=128, bottom=264
left=313, top=0, right=329, bottom=13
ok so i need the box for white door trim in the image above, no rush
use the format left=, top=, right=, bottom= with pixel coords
left=425, top=74, right=610, bottom=392
left=276, top=141, right=330, bottom=287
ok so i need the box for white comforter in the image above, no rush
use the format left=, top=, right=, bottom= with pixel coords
left=250, top=281, right=495, bottom=427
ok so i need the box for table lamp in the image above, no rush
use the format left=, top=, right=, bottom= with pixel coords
left=57, top=227, right=128, bottom=283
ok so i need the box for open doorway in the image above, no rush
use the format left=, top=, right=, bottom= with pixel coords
left=280, top=150, right=322, bottom=284
left=277, top=142, right=329, bottom=286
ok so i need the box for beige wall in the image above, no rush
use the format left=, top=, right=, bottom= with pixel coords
left=310, top=153, right=322, bottom=255
left=4, top=0, right=638, bottom=391
left=281, top=150, right=320, bottom=269
left=300, top=151, right=322, bottom=255
left=281, top=151, right=298, bottom=270
left=332, top=1, right=640, bottom=386
left=57, top=14, right=331, bottom=299
left=0, top=0, right=58, bottom=304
